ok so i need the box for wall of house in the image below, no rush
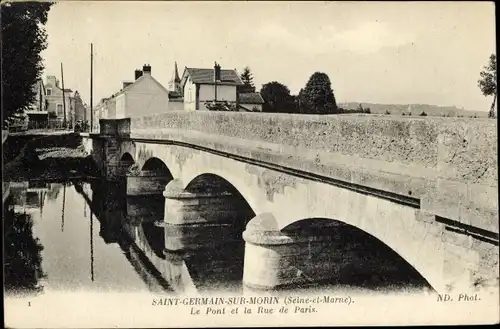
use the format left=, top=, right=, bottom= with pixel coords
left=45, top=78, right=73, bottom=120
left=184, top=78, right=197, bottom=112
left=197, top=84, right=237, bottom=111
left=106, top=98, right=117, bottom=119
left=124, top=75, right=170, bottom=118
left=115, top=94, right=126, bottom=119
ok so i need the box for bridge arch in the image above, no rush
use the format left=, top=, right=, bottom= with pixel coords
left=183, top=173, right=256, bottom=230
left=279, top=217, right=433, bottom=291
left=246, top=201, right=446, bottom=291
left=180, top=169, right=266, bottom=216
left=120, top=152, right=135, bottom=163
left=141, top=157, right=173, bottom=178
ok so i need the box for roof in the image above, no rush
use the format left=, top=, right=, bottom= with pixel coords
left=183, top=67, right=244, bottom=86
left=239, top=92, right=264, bottom=104
left=113, top=73, right=169, bottom=98
left=168, top=91, right=182, bottom=99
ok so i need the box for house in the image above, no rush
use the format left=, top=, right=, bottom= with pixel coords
left=71, top=91, right=87, bottom=123
left=113, top=64, right=173, bottom=118
left=238, top=92, right=265, bottom=112
left=180, top=62, right=244, bottom=111
left=45, top=75, right=74, bottom=124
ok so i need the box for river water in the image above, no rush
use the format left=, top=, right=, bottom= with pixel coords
left=3, top=177, right=431, bottom=297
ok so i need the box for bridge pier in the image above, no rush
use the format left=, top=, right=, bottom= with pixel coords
left=162, top=179, right=253, bottom=251
left=126, top=170, right=172, bottom=196
left=242, top=213, right=346, bottom=290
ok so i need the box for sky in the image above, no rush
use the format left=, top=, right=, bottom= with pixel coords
left=41, top=1, right=496, bottom=111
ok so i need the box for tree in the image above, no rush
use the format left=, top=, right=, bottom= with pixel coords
left=1, top=2, right=53, bottom=127
left=299, top=72, right=338, bottom=114
left=478, top=54, right=497, bottom=118
left=239, top=66, right=256, bottom=93
left=420, top=111, right=428, bottom=116
left=260, top=81, right=296, bottom=113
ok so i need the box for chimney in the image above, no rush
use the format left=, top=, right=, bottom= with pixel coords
left=143, top=64, right=151, bottom=75
left=214, top=61, right=221, bottom=82
left=135, top=69, right=143, bottom=80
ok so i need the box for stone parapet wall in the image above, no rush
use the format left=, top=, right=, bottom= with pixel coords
left=131, top=112, right=497, bottom=186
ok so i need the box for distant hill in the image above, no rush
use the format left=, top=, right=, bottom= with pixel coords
left=338, top=102, right=488, bottom=118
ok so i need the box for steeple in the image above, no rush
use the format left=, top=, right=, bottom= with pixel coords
left=168, top=62, right=181, bottom=93
left=174, top=61, right=180, bottom=83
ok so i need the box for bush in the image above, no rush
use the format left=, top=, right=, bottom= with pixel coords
left=420, top=111, right=427, bottom=116
left=385, top=110, right=391, bottom=115
left=126, top=163, right=141, bottom=176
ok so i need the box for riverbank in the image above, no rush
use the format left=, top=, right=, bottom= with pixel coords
left=3, top=141, right=100, bottom=181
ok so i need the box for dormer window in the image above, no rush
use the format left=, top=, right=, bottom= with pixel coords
left=47, top=88, right=52, bottom=96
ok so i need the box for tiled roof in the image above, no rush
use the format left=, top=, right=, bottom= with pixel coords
left=239, top=92, right=264, bottom=104
left=185, top=68, right=243, bottom=85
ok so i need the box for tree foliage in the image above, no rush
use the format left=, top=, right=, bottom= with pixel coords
left=239, top=66, right=256, bottom=93
left=260, top=81, right=296, bottom=113
left=478, top=54, right=497, bottom=118
left=299, top=72, right=338, bottom=114
left=1, top=2, right=53, bottom=126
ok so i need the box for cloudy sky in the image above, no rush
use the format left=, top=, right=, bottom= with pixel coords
left=41, top=1, right=496, bottom=111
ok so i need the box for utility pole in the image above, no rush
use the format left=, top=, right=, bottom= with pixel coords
left=61, top=63, right=67, bottom=128
left=90, top=43, right=94, bottom=132
left=90, top=211, right=94, bottom=281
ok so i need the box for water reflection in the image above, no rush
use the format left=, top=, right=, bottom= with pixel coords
left=3, top=206, right=46, bottom=294
left=4, top=178, right=431, bottom=296
left=83, top=180, right=247, bottom=294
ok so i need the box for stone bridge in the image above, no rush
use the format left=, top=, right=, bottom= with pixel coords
left=80, top=112, right=498, bottom=293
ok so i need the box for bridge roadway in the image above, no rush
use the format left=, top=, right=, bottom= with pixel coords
left=80, top=112, right=498, bottom=294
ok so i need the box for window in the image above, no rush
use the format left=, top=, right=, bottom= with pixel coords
left=56, top=104, right=63, bottom=115
left=46, top=88, right=52, bottom=96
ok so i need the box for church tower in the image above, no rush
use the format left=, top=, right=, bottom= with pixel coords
left=168, top=61, right=182, bottom=94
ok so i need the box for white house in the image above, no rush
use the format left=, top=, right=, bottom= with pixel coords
left=113, top=64, right=173, bottom=118
left=180, top=62, right=244, bottom=111
left=238, top=92, right=265, bottom=112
